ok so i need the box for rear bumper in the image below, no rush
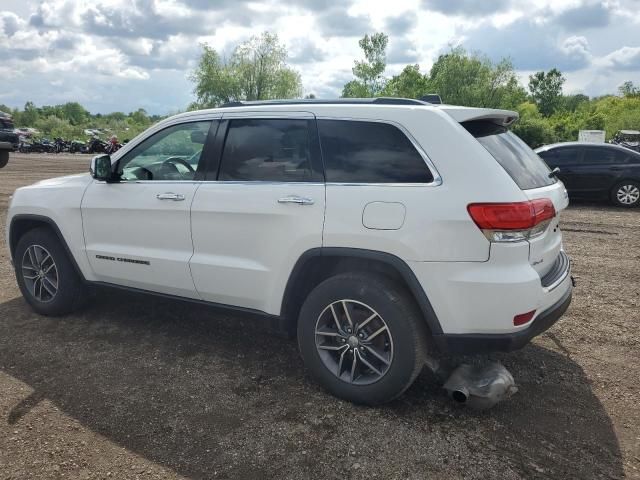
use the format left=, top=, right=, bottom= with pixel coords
left=433, top=282, right=572, bottom=354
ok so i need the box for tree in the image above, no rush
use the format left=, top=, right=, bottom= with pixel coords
left=342, top=33, right=388, bottom=97
left=61, top=102, right=90, bottom=125
left=382, top=64, right=430, bottom=99
left=427, top=48, right=525, bottom=109
left=528, top=69, right=565, bottom=117
left=619, top=81, right=640, bottom=98
left=21, top=101, right=39, bottom=126
left=190, top=32, right=302, bottom=107
left=562, top=94, right=590, bottom=112
left=511, top=102, right=556, bottom=148
left=129, top=108, right=149, bottom=125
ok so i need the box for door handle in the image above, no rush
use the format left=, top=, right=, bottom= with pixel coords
left=156, top=192, right=185, bottom=201
left=278, top=195, right=314, bottom=205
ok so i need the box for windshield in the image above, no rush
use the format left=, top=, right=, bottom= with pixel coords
left=463, top=120, right=556, bottom=190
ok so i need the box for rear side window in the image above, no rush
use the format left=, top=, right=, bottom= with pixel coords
left=317, top=120, right=434, bottom=183
left=463, top=121, right=555, bottom=190
left=583, top=147, right=629, bottom=165
left=219, top=119, right=312, bottom=182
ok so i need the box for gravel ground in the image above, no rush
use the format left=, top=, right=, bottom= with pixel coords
left=0, top=153, right=639, bottom=480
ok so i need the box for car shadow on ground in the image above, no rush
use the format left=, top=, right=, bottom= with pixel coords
left=0, top=291, right=624, bottom=479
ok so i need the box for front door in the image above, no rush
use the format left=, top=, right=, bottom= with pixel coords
left=189, top=114, right=325, bottom=315
left=81, top=120, right=216, bottom=298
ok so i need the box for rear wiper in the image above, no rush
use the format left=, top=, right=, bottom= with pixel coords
left=548, top=167, right=561, bottom=178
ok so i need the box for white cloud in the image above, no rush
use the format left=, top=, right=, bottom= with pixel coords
left=0, top=0, right=638, bottom=113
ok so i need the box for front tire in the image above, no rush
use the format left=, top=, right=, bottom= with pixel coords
left=611, top=180, right=640, bottom=208
left=14, top=227, right=87, bottom=316
left=0, top=150, right=8, bottom=168
left=298, top=273, right=429, bottom=405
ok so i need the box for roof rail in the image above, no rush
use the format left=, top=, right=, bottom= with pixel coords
left=219, top=97, right=430, bottom=108
left=420, top=94, right=442, bottom=105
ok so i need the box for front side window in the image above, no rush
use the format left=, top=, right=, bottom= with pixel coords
left=317, top=120, right=434, bottom=183
left=118, top=121, right=212, bottom=181
left=542, top=147, right=581, bottom=166
left=219, top=119, right=312, bottom=182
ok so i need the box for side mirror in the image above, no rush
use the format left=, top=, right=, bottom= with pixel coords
left=90, top=154, right=113, bottom=181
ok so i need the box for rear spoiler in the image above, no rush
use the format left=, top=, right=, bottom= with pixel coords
left=437, top=106, right=519, bottom=127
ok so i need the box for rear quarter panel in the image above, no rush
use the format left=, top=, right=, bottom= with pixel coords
left=321, top=107, right=529, bottom=262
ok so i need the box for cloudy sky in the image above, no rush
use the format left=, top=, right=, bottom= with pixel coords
left=1, top=0, right=639, bottom=114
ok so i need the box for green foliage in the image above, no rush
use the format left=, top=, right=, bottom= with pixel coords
left=428, top=48, right=526, bottom=108
left=528, top=69, right=565, bottom=117
left=618, top=81, right=640, bottom=98
left=8, top=101, right=157, bottom=141
left=510, top=102, right=555, bottom=148
left=342, top=33, right=389, bottom=97
left=381, top=64, right=430, bottom=99
left=190, top=32, right=302, bottom=107
left=562, top=94, right=590, bottom=112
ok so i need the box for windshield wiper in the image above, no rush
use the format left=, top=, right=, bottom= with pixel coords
left=548, top=167, right=561, bottom=178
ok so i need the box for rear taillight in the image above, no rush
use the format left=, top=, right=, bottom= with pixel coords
left=467, top=199, right=556, bottom=242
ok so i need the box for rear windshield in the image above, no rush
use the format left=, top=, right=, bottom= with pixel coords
left=463, top=120, right=555, bottom=190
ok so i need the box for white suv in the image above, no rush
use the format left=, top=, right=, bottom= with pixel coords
left=6, top=98, right=573, bottom=404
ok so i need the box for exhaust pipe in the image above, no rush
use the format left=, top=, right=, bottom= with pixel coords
left=443, top=361, right=518, bottom=410
left=450, top=387, right=469, bottom=404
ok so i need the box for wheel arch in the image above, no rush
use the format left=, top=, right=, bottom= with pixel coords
left=281, top=247, right=443, bottom=336
left=9, top=214, right=86, bottom=281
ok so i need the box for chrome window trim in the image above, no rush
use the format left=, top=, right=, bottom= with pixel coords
left=221, top=110, right=315, bottom=119
left=315, top=115, right=443, bottom=187
left=115, top=180, right=326, bottom=186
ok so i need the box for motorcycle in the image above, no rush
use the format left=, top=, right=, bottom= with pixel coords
left=69, top=140, right=86, bottom=154
left=53, top=137, right=70, bottom=153
left=105, top=137, right=123, bottom=154
left=82, top=138, right=108, bottom=154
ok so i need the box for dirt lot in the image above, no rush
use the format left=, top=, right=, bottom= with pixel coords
left=0, top=153, right=639, bottom=479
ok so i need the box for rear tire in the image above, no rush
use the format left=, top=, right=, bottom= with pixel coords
left=611, top=180, right=640, bottom=208
left=0, top=150, right=8, bottom=168
left=14, top=227, right=87, bottom=316
left=297, top=273, right=429, bottom=405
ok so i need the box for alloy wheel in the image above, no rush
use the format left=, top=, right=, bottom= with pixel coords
left=21, top=244, right=59, bottom=303
left=315, top=299, right=394, bottom=385
left=617, top=184, right=640, bottom=205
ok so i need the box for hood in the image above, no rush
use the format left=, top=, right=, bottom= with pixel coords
left=27, top=173, right=92, bottom=188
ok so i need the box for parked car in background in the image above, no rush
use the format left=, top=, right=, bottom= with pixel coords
left=7, top=98, right=573, bottom=404
left=0, top=111, right=19, bottom=168
left=536, top=142, right=640, bottom=207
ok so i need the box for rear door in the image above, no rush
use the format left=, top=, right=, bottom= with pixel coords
left=580, top=146, right=630, bottom=194
left=189, top=113, right=325, bottom=315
